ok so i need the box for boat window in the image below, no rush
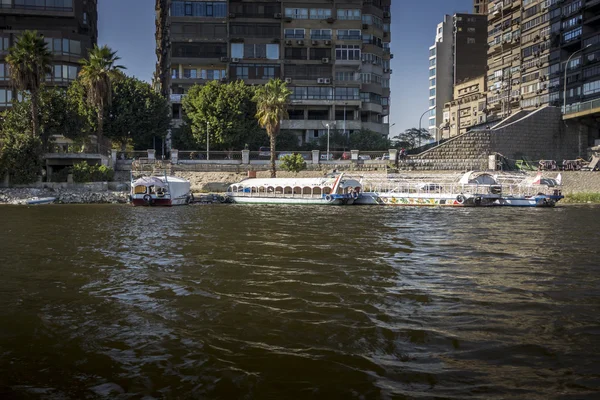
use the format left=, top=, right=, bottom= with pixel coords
left=284, top=186, right=293, bottom=195
left=314, top=187, right=322, bottom=195
left=302, top=187, right=311, bottom=195
left=323, top=187, right=331, bottom=194
left=259, top=186, right=266, bottom=194
left=294, top=187, right=302, bottom=194
left=275, top=186, right=283, bottom=194
left=134, top=185, right=147, bottom=194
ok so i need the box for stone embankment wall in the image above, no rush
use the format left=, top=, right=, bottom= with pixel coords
left=412, top=106, right=591, bottom=170
left=0, top=188, right=129, bottom=205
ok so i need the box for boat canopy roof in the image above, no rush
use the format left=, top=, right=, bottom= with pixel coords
left=132, top=176, right=189, bottom=187
left=231, top=176, right=361, bottom=188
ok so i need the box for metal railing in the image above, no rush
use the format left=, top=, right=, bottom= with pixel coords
left=563, top=98, right=600, bottom=115
left=178, top=151, right=242, bottom=161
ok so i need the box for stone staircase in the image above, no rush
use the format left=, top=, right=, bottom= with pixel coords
left=409, top=129, right=492, bottom=170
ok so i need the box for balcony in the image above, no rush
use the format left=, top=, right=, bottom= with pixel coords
left=0, top=0, right=74, bottom=17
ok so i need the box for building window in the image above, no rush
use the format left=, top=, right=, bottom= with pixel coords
left=335, top=71, right=356, bottom=81
left=52, top=64, right=78, bottom=82
left=231, top=43, right=243, bottom=58
left=337, top=30, right=361, bottom=40
left=235, top=66, right=249, bottom=79
left=337, top=9, right=361, bottom=20
left=284, top=29, right=305, bottom=39
left=0, top=89, right=12, bottom=107
left=467, top=38, right=475, bottom=44
left=171, top=1, right=227, bottom=18
left=429, top=88, right=436, bottom=97
left=285, top=8, right=308, bottom=19
left=83, top=11, right=87, bottom=25
left=335, top=87, right=359, bottom=100
left=0, top=63, right=8, bottom=81
left=311, top=29, right=332, bottom=40
left=429, top=58, right=436, bottom=67
left=309, top=9, right=331, bottom=19
left=44, top=38, right=81, bottom=56
left=429, top=78, right=436, bottom=87
left=335, top=45, right=360, bottom=61
left=563, top=27, right=582, bottom=42
left=243, top=44, right=277, bottom=59
left=583, top=79, right=600, bottom=95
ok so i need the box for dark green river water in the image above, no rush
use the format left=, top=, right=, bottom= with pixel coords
left=0, top=205, right=599, bottom=399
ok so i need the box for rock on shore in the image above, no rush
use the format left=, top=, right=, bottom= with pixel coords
left=0, top=188, right=129, bottom=205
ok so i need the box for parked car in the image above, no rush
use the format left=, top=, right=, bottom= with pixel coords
left=376, top=154, right=390, bottom=160
left=258, top=146, right=270, bottom=158
left=320, top=153, right=333, bottom=160
left=277, top=152, right=311, bottom=161
left=358, top=155, right=372, bottom=160
left=341, top=152, right=351, bottom=160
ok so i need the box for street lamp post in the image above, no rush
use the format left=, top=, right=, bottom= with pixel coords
left=206, top=121, right=210, bottom=161
left=325, top=123, right=332, bottom=160
left=563, top=44, right=591, bottom=114
left=418, top=108, right=431, bottom=148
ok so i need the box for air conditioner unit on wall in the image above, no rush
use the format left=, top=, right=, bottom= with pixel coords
left=317, top=78, right=326, bottom=84
left=285, top=77, right=292, bottom=84
left=231, top=58, right=240, bottom=63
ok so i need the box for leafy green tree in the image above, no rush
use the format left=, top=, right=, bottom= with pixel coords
left=182, top=80, right=261, bottom=151
left=0, top=127, right=43, bottom=184
left=2, top=88, right=87, bottom=152
left=280, top=153, right=306, bottom=174
left=78, top=45, right=125, bottom=151
left=349, top=129, right=390, bottom=151
left=276, top=130, right=300, bottom=150
left=253, top=78, right=292, bottom=178
left=395, top=128, right=432, bottom=149
left=104, top=76, right=170, bottom=150
left=5, top=30, right=52, bottom=137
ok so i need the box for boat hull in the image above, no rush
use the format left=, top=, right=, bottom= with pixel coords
left=130, top=195, right=189, bottom=207
left=228, top=196, right=352, bottom=205
left=355, top=192, right=497, bottom=207
left=494, top=195, right=563, bottom=207
left=26, top=197, right=56, bottom=205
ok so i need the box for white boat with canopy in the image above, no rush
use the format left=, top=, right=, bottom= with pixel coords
left=130, top=175, right=192, bottom=206
left=226, top=173, right=362, bottom=205
left=354, top=171, right=563, bottom=207
left=354, top=171, right=504, bottom=207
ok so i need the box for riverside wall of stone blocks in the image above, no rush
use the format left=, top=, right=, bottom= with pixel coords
left=489, top=107, right=580, bottom=162
left=411, top=106, right=587, bottom=170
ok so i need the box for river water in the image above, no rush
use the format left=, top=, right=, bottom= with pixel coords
left=0, top=204, right=599, bottom=399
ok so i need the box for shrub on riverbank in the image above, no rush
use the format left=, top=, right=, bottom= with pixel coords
left=563, top=193, right=600, bottom=204
left=280, top=153, right=307, bottom=174
left=0, top=131, right=43, bottom=184
left=72, top=162, right=114, bottom=183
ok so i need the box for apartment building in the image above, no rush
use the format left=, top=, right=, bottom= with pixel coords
left=474, top=0, right=490, bottom=14
left=428, top=13, right=487, bottom=140
left=441, top=75, right=487, bottom=138
left=0, top=0, right=98, bottom=109
left=549, top=0, right=600, bottom=113
left=158, top=0, right=392, bottom=146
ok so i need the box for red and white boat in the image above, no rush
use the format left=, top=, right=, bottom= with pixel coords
left=130, top=175, right=192, bottom=206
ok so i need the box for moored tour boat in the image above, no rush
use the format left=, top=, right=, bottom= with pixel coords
left=226, top=173, right=362, bottom=205
left=354, top=172, right=502, bottom=207
left=130, top=176, right=192, bottom=206
left=354, top=171, right=564, bottom=208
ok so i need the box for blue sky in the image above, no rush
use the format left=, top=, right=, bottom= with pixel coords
left=98, top=0, right=473, bottom=137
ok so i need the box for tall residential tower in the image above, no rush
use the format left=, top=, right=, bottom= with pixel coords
left=0, top=0, right=98, bottom=109
left=156, top=0, right=392, bottom=146
left=428, top=13, right=487, bottom=139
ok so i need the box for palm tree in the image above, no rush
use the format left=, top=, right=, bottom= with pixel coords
left=253, top=78, right=292, bottom=178
left=78, top=45, right=125, bottom=152
left=5, top=30, right=52, bottom=137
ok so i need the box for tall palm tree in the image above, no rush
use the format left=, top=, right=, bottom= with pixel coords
left=253, top=78, right=292, bottom=178
left=5, top=30, right=52, bottom=137
left=78, top=45, right=125, bottom=152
